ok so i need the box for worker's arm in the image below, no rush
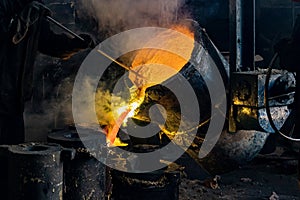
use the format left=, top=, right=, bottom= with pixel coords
left=0, top=0, right=44, bottom=43
left=38, top=19, right=94, bottom=59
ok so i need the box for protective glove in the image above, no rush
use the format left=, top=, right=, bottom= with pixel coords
left=72, top=34, right=96, bottom=49
left=12, top=1, right=52, bottom=44
left=19, top=1, right=52, bottom=22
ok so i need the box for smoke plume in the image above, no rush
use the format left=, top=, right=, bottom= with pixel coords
left=77, top=0, right=188, bottom=35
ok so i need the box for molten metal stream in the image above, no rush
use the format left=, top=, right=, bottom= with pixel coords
left=99, top=24, right=195, bottom=146
left=107, top=108, right=131, bottom=145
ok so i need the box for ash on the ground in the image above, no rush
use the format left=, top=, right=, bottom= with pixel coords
left=179, top=159, right=300, bottom=200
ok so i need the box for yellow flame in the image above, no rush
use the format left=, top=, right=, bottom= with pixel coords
left=128, top=102, right=140, bottom=117
left=116, top=105, right=128, bottom=118
left=114, top=91, right=145, bottom=126
left=95, top=24, right=195, bottom=146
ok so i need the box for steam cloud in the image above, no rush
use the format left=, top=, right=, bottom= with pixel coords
left=77, top=0, right=188, bottom=35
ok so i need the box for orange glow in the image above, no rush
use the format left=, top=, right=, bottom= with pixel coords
left=107, top=107, right=131, bottom=145
left=129, top=24, right=195, bottom=89
left=99, top=25, right=195, bottom=146
left=104, top=87, right=146, bottom=146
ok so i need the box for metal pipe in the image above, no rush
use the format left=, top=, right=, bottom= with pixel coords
left=229, top=0, right=237, bottom=132
left=229, top=0, right=237, bottom=73
left=46, top=16, right=85, bottom=42
left=230, top=0, right=256, bottom=72
left=236, top=0, right=256, bottom=71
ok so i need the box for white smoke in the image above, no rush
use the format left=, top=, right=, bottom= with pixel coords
left=77, top=0, right=188, bottom=35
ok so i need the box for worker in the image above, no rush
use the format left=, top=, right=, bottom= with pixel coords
left=0, top=0, right=94, bottom=145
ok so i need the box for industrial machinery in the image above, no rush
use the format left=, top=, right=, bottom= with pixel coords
left=228, top=0, right=299, bottom=142
left=10, top=1, right=299, bottom=199
left=55, top=0, right=299, bottom=173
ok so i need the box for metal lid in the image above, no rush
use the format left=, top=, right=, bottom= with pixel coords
left=9, top=143, right=62, bottom=155
left=48, top=126, right=105, bottom=149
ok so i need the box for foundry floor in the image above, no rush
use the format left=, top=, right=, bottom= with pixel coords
left=179, top=157, right=300, bottom=200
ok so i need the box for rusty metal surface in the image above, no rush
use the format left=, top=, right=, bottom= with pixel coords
left=0, top=143, right=73, bottom=200
left=48, top=128, right=107, bottom=200
left=200, top=130, right=270, bottom=174
left=229, top=71, right=294, bottom=133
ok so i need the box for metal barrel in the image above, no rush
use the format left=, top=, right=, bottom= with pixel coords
left=0, top=143, right=74, bottom=200
left=48, top=126, right=108, bottom=200
left=107, top=144, right=180, bottom=200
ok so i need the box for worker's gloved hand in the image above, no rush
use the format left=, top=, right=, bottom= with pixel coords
left=19, top=1, right=52, bottom=24
left=12, top=1, right=52, bottom=44
left=72, top=34, right=96, bottom=49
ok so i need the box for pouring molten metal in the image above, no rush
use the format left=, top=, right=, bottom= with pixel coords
left=100, top=25, right=195, bottom=146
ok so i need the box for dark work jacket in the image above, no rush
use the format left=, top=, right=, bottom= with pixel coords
left=0, top=0, right=85, bottom=116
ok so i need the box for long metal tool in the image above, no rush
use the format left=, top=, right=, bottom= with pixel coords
left=97, top=49, right=131, bottom=71
left=46, top=16, right=85, bottom=42
left=97, top=49, right=147, bottom=79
